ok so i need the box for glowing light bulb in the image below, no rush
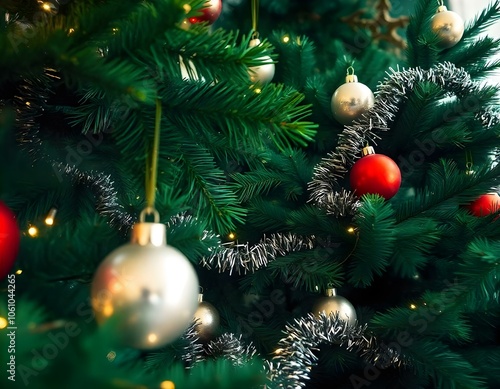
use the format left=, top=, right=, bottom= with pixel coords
left=410, top=304, right=417, bottom=310
left=282, top=35, right=290, bottom=43
left=228, top=232, right=236, bottom=240
left=160, top=381, right=175, bottom=389
left=28, top=226, right=38, bottom=237
left=15, top=270, right=22, bottom=275
left=0, top=317, right=7, bottom=329
left=347, top=227, right=355, bottom=234
left=45, top=208, right=57, bottom=226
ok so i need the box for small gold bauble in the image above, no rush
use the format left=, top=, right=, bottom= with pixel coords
left=311, top=288, right=357, bottom=326
left=331, top=74, right=374, bottom=125
left=193, top=294, right=220, bottom=342
left=430, top=6, right=464, bottom=49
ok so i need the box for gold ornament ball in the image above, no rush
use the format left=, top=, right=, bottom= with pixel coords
left=91, top=222, right=199, bottom=350
left=194, top=295, right=220, bottom=342
left=248, top=38, right=275, bottom=86
left=430, top=6, right=464, bottom=49
left=312, top=288, right=357, bottom=327
left=331, top=75, right=374, bottom=125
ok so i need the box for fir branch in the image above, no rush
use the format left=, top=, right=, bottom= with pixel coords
left=161, top=80, right=317, bottom=150
left=390, top=217, right=441, bottom=278
left=461, top=0, right=500, bottom=41
left=395, top=160, right=500, bottom=222
left=455, top=238, right=500, bottom=310
left=403, top=339, right=485, bottom=389
left=178, top=143, right=246, bottom=233
left=349, top=196, right=396, bottom=287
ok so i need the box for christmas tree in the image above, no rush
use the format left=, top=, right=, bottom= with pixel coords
left=1, top=0, right=500, bottom=388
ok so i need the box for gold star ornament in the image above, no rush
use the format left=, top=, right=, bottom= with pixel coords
left=341, top=0, right=410, bottom=49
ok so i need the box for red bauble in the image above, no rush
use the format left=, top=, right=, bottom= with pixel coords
left=188, top=0, right=222, bottom=25
left=0, top=201, right=20, bottom=279
left=350, top=153, right=401, bottom=200
left=468, top=193, right=500, bottom=217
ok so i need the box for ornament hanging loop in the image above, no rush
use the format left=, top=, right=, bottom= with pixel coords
left=139, top=207, right=160, bottom=223
left=345, top=66, right=358, bottom=83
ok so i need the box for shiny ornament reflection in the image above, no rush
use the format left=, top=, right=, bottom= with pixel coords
left=91, top=221, right=199, bottom=349
left=430, top=6, right=464, bottom=49
left=248, top=38, right=275, bottom=86
left=331, top=72, right=374, bottom=125
left=193, top=293, right=220, bottom=341
left=311, top=288, right=357, bottom=327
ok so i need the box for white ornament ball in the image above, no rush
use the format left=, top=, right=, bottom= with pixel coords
left=430, top=6, right=464, bottom=49
left=248, top=38, right=275, bottom=86
left=331, top=74, right=374, bottom=125
left=311, top=288, right=357, bottom=327
left=91, top=222, right=199, bottom=350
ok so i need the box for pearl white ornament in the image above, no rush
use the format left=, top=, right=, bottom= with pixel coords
left=311, top=288, right=357, bottom=327
left=331, top=72, right=374, bottom=125
left=248, top=38, right=275, bottom=86
left=91, top=218, right=199, bottom=350
left=430, top=6, right=464, bottom=49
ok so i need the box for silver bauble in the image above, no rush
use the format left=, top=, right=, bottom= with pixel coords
left=91, top=221, right=199, bottom=350
left=430, top=6, right=464, bottom=49
left=311, top=288, right=357, bottom=327
left=331, top=74, right=375, bottom=125
left=193, top=294, right=220, bottom=342
left=248, top=38, right=275, bottom=86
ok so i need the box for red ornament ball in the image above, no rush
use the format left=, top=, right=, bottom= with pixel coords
left=188, top=0, right=222, bottom=25
left=0, top=201, right=20, bottom=279
left=350, top=154, right=401, bottom=200
left=468, top=193, right=500, bottom=217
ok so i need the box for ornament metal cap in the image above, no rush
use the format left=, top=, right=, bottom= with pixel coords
left=437, top=5, right=448, bottom=13
left=198, top=293, right=204, bottom=303
left=130, top=208, right=166, bottom=247
left=325, top=288, right=337, bottom=297
left=345, top=74, right=358, bottom=83
left=361, top=145, right=375, bottom=156
left=249, top=38, right=261, bottom=47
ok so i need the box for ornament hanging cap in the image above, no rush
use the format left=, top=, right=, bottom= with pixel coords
left=437, top=5, right=448, bottom=13
left=361, top=145, right=375, bottom=156
left=346, top=66, right=358, bottom=83
left=198, top=286, right=204, bottom=302
left=324, top=288, right=337, bottom=297
left=131, top=207, right=166, bottom=247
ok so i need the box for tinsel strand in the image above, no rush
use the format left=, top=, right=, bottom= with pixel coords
left=201, top=233, right=317, bottom=275
left=266, top=312, right=407, bottom=388
left=205, top=333, right=258, bottom=366
left=180, top=322, right=206, bottom=368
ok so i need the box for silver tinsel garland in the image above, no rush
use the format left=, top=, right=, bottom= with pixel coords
left=180, top=322, right=206, bottom=368
left=309, top=62, right=500, bottom=216
left=52, top=162, right=135, bottom=230
left=205, top=333, right=258, bottom=366
left=266, top=312, right=405, bottom=389
left=201, top=233, right=317, bottom=274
